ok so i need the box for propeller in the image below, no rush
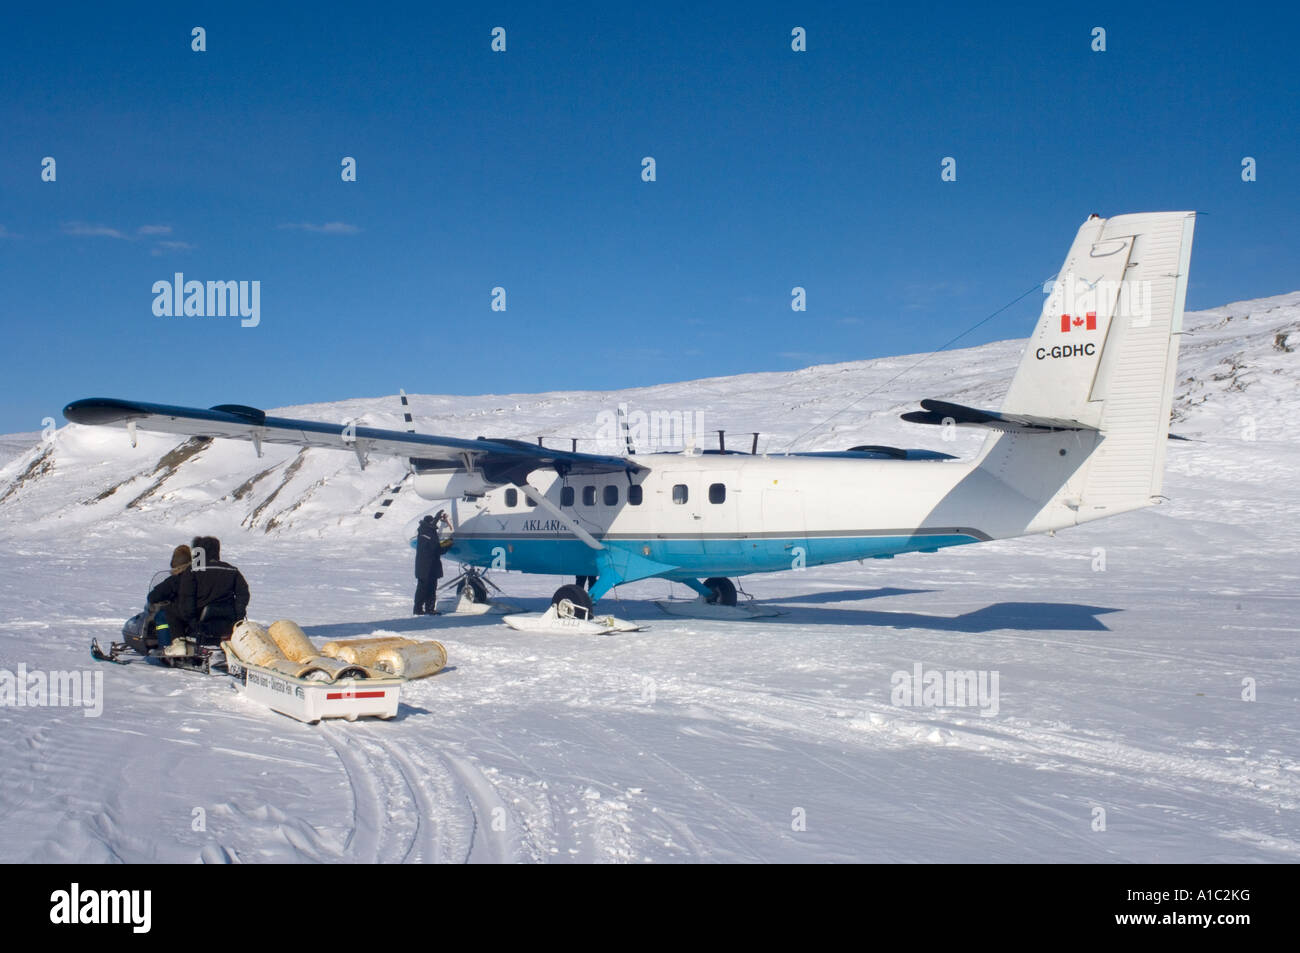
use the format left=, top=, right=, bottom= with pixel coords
left=372, top=389, right=417, bottom=519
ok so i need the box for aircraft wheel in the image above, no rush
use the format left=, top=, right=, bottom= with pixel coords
left=703, top=577, right=737, bottom=606
left=458, top=574, right=489, bottom=604
left=551, top=584, right=594, bottom=615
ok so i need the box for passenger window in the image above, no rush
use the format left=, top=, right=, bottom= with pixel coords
left=582, top=485, right=596, bottom=506
left=672, top=484, right=688, bottom=504
left=628, top=485, right=643, bottom=505
left=709, top=483, right=726, bottom=504
left=525, top=494, right=537, bottom=507
left=561, top=486, right=574, bottom=507
left=604, top=485, right=619, bottom=506
left=504, top=488, right=517, bottom=507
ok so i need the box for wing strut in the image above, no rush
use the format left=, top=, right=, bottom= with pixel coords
left=516, top=483, right=605, bottom=551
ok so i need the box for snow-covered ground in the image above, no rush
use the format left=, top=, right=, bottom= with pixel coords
left=1, top=292, right=1297, bottom=862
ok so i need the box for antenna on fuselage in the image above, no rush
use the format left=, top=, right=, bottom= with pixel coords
left=713, top=430, right=761, bottom=453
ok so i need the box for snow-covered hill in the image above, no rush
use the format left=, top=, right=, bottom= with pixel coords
left=0, top=292, right=1296, bottom=863
left=2, top=292, right=1298, bottom=543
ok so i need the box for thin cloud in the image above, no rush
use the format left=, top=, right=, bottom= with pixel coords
left=0, top=225, right=18, bottom=239
left=278, top=222, right=360, bottom=235
left=63, top=222, right=129, bottom=239
left=63, top=221, right=185, bottom=250
left=150, top=240, right=195, bottom=256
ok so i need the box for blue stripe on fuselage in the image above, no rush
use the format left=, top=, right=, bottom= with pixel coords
left=444, top=533, right=982, bottom=580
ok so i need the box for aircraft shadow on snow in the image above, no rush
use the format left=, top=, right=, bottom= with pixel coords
left=302, top=596, right=1120, bottom=636
left=757, top=600, right=1122, bottom=632
left=302, top=614, right=506, bottom=641
left=752, top=587, right=934, bottom=604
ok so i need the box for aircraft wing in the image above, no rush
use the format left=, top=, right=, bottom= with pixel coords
left=63, top=397, right=643, bottom=484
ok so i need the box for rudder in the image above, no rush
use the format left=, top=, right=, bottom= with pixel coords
left=978, top=211, right=1195, bottom=530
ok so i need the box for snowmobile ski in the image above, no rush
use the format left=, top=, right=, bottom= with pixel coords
left=90, top=639, right=132, bottom=664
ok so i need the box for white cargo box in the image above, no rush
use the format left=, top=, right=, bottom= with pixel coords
left=223, top=643, right=402, bottom=724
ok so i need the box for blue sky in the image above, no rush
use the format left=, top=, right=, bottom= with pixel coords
left=1, top=1, right=1296, bottom=433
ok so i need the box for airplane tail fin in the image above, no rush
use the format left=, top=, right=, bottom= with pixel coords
left=975, top=211, right=1196, bottom=531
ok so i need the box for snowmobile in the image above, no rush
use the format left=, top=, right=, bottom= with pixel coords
left=91, top=570, right=234, bottom=674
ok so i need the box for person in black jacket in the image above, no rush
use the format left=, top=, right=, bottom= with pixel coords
left=149, top=535, right=250, bottom=649
left=150, top=544, right=194, bottom=649
left=195, top=536, right=250, bottom=635
left=413, top=513, right=447, bottom=614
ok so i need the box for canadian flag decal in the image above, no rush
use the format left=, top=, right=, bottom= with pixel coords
left=1060, top=312, right=1097, bottom=333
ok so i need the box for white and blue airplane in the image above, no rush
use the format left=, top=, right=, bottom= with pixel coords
left=65, top=211, right=1195, bottom=615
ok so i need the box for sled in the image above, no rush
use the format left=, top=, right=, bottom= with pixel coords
left=223, top=640, right=403, bottom=724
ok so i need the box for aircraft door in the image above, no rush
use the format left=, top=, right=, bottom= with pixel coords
left=696, top=470, right=739, bottom=556
left=761, top=487, right=808, bottom=571
left=652, top=470, right=705, bottom=564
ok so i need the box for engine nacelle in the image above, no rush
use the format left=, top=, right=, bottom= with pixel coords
left=412, top=470, right=495, bottom=500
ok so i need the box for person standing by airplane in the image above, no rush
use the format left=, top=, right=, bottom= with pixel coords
left=414, top=512, right=450, bottom=614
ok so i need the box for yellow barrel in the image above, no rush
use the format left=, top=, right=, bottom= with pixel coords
left=258, top=657, right=318, bottom=679
left=267, top=619, right=318, bottom=663
left=372, top=640, right=447, bottom=679
left=256, top=655, right=372, bottom=682
left=230, top=620, right=285, bottom=667
left=323, top=637, right=415, bottom=667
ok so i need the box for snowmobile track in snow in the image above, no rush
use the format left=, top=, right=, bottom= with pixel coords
left=320, top=724, right=524, bottom=863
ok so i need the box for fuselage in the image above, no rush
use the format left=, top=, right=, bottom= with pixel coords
left=435, top=451, right=1002, bottom=581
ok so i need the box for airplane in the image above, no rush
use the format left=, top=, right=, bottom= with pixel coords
left=64, top=211, right=1196, bottom=617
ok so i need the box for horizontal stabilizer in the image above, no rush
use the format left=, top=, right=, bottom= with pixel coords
left=901, top=399, right=1098, bottom=434
left=795, top=445, right=956, bottom=461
